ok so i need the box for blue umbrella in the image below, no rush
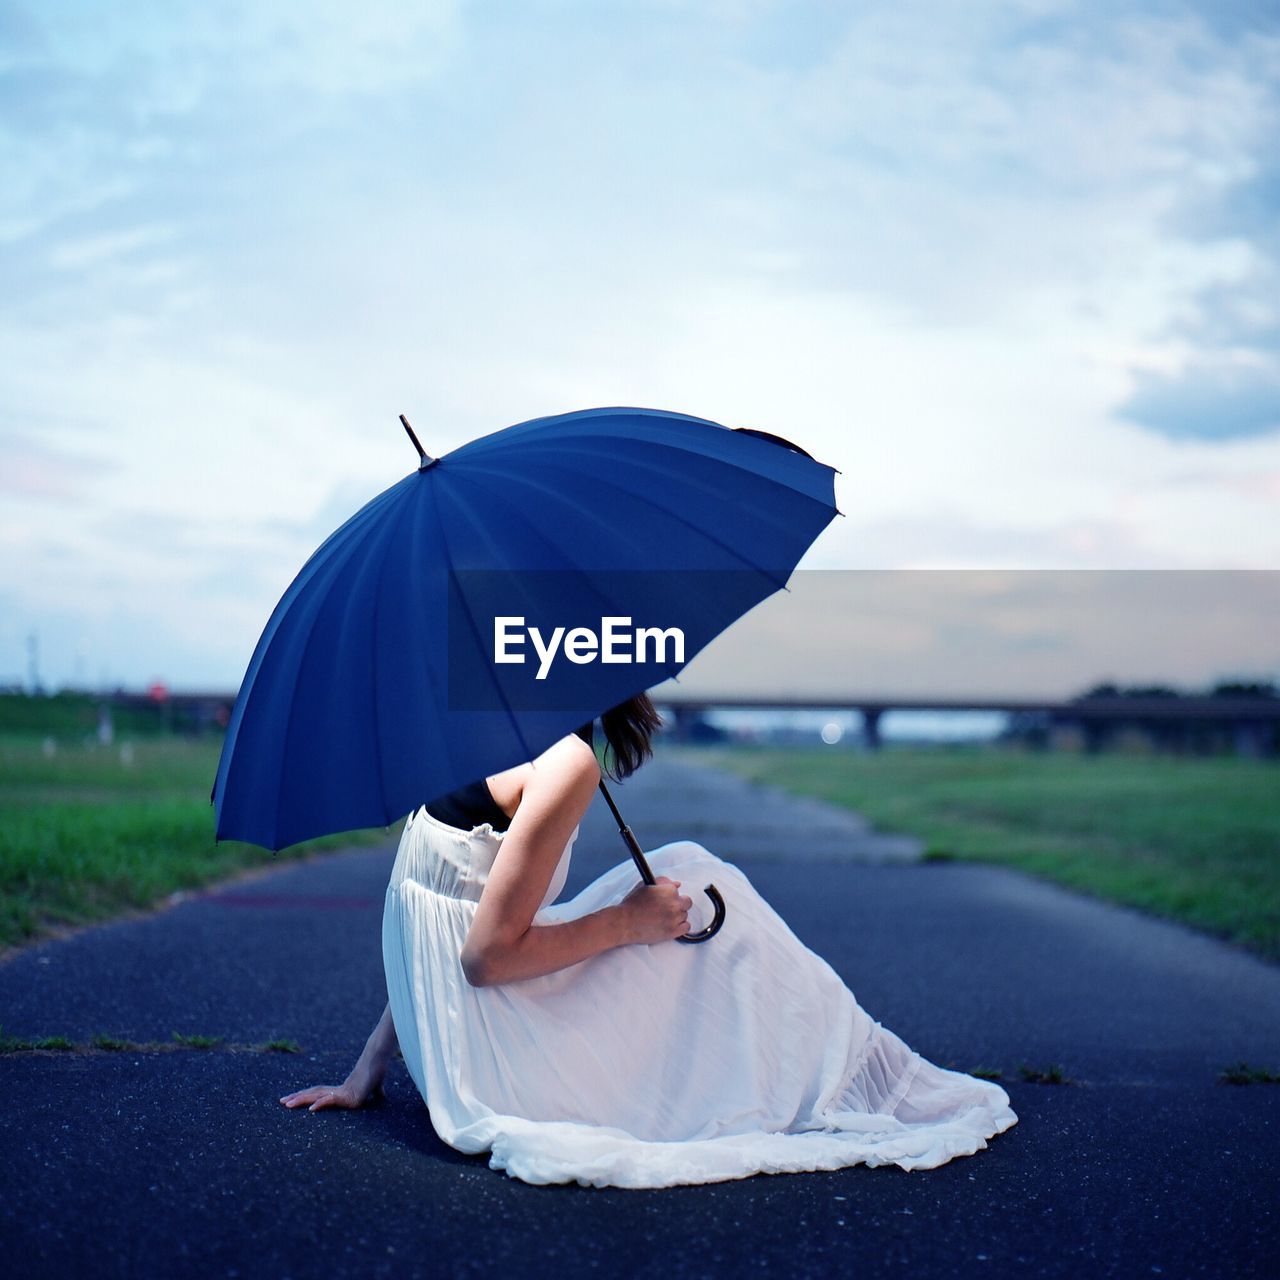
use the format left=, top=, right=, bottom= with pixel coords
left=211, top=406, right=840, bottom=941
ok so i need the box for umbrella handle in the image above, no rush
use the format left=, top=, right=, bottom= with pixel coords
left=674, top=883, right=726, bottom=945
left=598, top=780, right=727, bottom=945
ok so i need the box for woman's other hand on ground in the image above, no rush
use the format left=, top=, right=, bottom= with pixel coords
left=279, top=1002, right=398, bottom=1111
left=279, top=1074, right=384, bottom=1112
left=619, top=875, right=694, bottom=945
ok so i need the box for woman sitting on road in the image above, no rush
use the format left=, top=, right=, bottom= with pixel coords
left=281, top=694, right=1017, bottom=1189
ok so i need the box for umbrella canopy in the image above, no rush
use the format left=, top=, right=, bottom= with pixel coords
left=212, top=406, right=839, bottom=852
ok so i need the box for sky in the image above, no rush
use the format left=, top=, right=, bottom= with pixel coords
left=1, top=0, right=1278, bottom=693
left=664, top=569, right=1280, bottom=700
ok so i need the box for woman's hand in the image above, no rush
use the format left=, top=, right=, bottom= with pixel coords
left=618, top=875, right=694, bottom=945
left=280, top=1004, right=397, bottom=1111
left=280, top=1072, right=384, bottom=1112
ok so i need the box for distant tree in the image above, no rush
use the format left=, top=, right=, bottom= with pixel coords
left=1077, top=682, right=1120, bottom=699
left=1073, top=681, right=1180, bottom=700
left=1075, top=679, right=1276, bottom=702
left=1211, top=680, right=1278, bottom=698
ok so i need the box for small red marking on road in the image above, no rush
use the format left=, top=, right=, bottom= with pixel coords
left=202, top=894, right=382, bottom=910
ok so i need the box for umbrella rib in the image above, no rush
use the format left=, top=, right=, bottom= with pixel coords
left=455, top=455, right=795, bottom=590
left=426, top=475, right=541, bottom=773
left=443, top=468, right=639, bottom=613
left=216, top=477, right=412, bottom=814
left=459, top=423, right=837, bottom=510
left=405, top=473, right=452, bottom=804
left=443, top=469, right=690, bottom=695
left=266, top=500, right=402, bottom=849
left=510, top=438, right=818, bottom=544
left=367, top=483, right=419, bottom=826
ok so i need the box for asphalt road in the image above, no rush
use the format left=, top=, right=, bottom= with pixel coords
left=1, top=755, right=1277, bottom=1279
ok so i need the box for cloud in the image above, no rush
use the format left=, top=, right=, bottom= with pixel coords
left=829, top=507, right=1187, bottom=570
left=46, top=223, right=176, bottom=271
left=1104, top=19, right=1280, bottom=442
left=0, top=430, right=118, bottom=501
left=1118, top=358, right=1280, bottom=440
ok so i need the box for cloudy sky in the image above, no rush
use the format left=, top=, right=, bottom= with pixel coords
left=2, top=0, right=1278, bottom=692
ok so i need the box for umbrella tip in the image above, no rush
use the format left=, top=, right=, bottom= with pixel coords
left=400, top=414, right=437, bottom=469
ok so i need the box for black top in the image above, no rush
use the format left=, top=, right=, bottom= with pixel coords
left=423, top=722, right=595, bottom=833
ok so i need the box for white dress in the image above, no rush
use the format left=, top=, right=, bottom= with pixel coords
left=381, top=803, right=1018, bottom=1189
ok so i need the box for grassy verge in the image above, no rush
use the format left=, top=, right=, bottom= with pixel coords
left=0, top=1025, right=305, bottom=1055
left=674, top=744, right=1280, bottom=962
left=0, top=735, right=390, bottom=952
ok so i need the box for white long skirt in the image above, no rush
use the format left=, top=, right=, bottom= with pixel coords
left=382, top=806, right=1017, bottom=1189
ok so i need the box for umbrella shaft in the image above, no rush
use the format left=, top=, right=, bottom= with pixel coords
left=598, top=779, right=657, bottom=886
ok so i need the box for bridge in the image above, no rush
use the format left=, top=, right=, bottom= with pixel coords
left=651, top=691, right=1280, bottom=757
left=102, top=687, right=1280, bottom=758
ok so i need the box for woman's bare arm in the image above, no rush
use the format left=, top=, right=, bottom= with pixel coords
left=279, top=1001, right=399, bottom=1111
left=459, top=736, right=692, bottom=986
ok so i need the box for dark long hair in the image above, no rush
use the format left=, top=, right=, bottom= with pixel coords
left=597, top=693, right=663, bottom=782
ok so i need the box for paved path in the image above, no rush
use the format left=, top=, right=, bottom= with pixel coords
left=1, top=755, right=1277, bottom=1278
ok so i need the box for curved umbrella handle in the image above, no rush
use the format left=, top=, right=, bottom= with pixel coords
left=598, top=778, right=727, bottom=945
left=675, top=883, right=726, bottom=944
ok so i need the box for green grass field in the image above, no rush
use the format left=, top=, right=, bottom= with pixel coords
left=675, top=744, right=1280, bottom=961
left=0, top=734, right=388, bottom=951
left=4, top=726, right=1277, bottom=964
